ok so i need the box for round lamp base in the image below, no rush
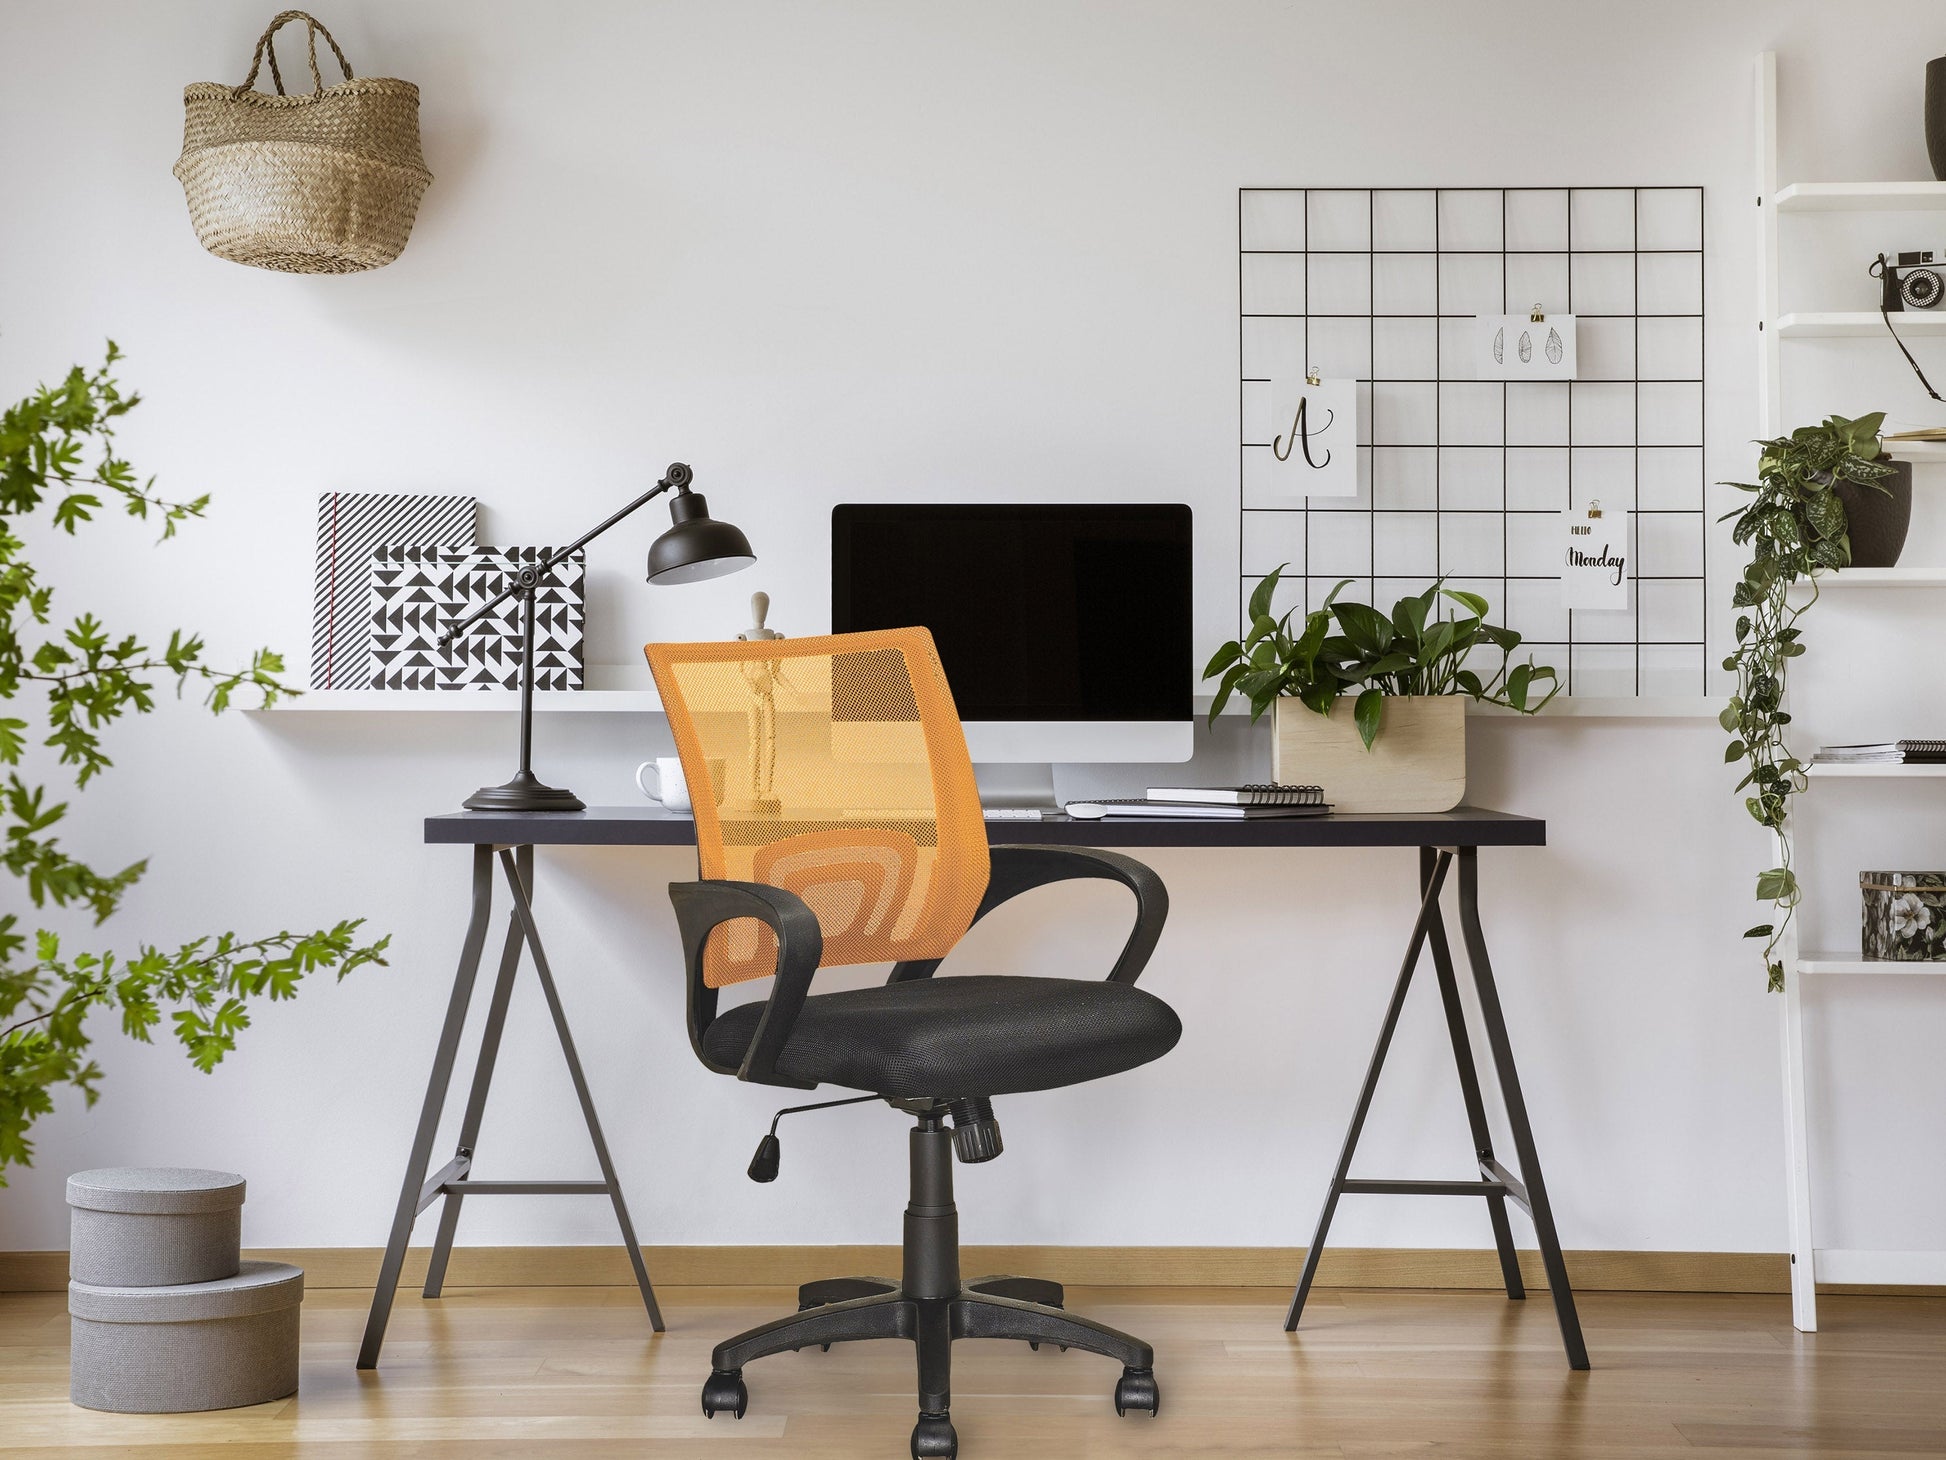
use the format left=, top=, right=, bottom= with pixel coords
left=462, top=771, right=586, bottom=813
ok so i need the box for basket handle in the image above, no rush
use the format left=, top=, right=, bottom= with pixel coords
left=235, top=10, right=354, bottom=98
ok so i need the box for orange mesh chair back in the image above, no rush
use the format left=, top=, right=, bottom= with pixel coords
left=645, top=628, right=990, bottom=988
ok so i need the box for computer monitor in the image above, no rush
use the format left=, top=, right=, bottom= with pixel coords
left=832, top=504, right=1193, bottom=803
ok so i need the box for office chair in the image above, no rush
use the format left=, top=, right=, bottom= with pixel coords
left=644, top=627, right=1180, bottom=1460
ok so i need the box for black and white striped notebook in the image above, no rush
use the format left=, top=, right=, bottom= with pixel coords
left=313, top=492, right=477, bottom=689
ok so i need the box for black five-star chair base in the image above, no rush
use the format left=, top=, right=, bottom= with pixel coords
left=701, top=1112, right=1159, bottom=1460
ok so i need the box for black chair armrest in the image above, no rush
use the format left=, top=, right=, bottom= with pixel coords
left=668, top=879, right=824, bottom=1089
left=888, top=844, right=1169, bottom=987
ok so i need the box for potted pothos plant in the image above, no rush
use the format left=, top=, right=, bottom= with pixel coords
left=1722, top=412, right=1900, bottom=991
left=1202, top=570, right=1558, bottom=811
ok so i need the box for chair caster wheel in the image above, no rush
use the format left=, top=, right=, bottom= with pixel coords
left=911, top=1411, right=958, bottom=1458
left=701, top=1369, right=747, bottom=1418
left=1114, top=1367, right=1160, bottom=1417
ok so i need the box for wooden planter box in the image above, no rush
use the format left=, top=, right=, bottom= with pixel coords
left=1272, top=696, right=1466, bottom=813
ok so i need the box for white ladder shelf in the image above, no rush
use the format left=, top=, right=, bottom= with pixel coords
left=1756, top=51, right=1946, bottom=1332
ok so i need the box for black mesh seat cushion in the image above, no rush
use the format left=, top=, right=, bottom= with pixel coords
left=700, top=975, right=1182, bottom=1098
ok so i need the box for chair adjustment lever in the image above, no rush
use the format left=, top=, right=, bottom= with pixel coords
left=748, top=1094, right=881, bottom=1183
left=948, top=1097, right=1003, bottom=1164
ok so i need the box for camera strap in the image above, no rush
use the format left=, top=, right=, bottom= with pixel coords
left=1872, top=253, right=1945, bottom=402
left=1881, top=307, right=1945, bottom=402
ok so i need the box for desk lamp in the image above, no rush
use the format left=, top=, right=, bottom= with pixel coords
left=442, top=462, right=754, bottom=812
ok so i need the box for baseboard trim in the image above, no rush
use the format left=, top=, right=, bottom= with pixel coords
left=6, top=1243, right=1922, bottom=1297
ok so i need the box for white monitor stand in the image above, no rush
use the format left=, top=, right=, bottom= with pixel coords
left=971, top=762, right=1063, bottom=812
left=965, top=720, right=1195, bottom=813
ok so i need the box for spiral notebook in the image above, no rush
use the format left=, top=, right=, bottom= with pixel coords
left=1144, top=783, right=1326, bottom=807
left=1065, top=798, right=1332, bottom=821
left=1813, top=741, right=1946, bottom=765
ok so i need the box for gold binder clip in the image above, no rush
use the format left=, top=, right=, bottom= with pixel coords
left=1305, top=366, right=1322, bottom=386
left=1587, top=499, right=1603, bottom=519
left=1530, top=303, right=1546, bottom=322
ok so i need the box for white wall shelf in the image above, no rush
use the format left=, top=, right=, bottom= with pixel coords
left=256, top=691, right=1722, bottom=720
left=1471, top=697, right=1719, bottom=720
left=1793, top=567, right=1946, bottom=591
left=1814, top=1248, right=1946, bottom=1285
left=1772, top=181, right=1946, bottom=212
left=1775, top=311, right=1946, bottom=339
left=1806, top=762, right=1946, bottom=779
left=253, top=689, right=663, bottom=714
left=1797, top=951, right=1946, bottom=977
left=1882, top=440, right=1946, bottom=461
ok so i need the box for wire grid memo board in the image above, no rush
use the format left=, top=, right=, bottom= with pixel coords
left=1238, top=186, right=1707, bottom=696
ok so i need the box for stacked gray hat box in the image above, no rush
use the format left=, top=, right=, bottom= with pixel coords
left=66, top=1168, right=302, bottom=1413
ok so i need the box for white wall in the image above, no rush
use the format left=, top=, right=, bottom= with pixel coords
left=2, top=0, right=1943, bottom=1259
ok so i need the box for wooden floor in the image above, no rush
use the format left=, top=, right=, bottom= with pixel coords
left=3, top=1283, right=1944, bottom=1458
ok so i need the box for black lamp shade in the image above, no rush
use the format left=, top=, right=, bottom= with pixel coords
left=647, top=489, right=756, bottom=585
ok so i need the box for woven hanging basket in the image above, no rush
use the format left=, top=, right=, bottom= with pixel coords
left=173, top=10, right=432, bottom=274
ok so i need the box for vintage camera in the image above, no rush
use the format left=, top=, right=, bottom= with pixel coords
left=1874, top=250, right=1946, bottom=312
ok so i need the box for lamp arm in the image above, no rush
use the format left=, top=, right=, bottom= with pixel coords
left=437, top=463, right=693, bottom=647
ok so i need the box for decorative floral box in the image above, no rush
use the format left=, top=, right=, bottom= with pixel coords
left=1860, top=872, right=1946, bottom=961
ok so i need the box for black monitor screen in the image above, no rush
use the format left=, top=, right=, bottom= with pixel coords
left=831, top=504, right=1192, bottom=721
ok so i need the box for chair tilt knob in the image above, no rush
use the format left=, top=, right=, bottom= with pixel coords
left=947, top=1098, right=1003, bottom=1164
left=747, top=1133, right=782, bottom=1184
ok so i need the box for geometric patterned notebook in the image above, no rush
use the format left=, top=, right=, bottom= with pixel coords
left=313, top=492, right=477, bottom=688
left=367, top=545, right=586, bottom=691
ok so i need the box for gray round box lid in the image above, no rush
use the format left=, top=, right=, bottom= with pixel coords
left=67, top=1167, right=246, bottom=1215
left=68, top=1260, right=302, bottom=1323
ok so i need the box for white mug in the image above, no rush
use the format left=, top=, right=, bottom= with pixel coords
left=636, top=757, right=693, bottom=812
left=636, top=756, right=725, bottom=814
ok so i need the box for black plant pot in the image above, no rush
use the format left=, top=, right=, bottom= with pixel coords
left=1835, top=458, right=1913, bottom=568
left=1929, top=57, right=1946, bottom=181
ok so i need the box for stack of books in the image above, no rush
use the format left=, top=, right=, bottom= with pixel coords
left=1812, top=741, right=1946, bottom=766
left=1065, top=784, right=1331, bottom=820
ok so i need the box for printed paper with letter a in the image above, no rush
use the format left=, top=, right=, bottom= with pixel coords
left=1262, top=373, right=1359, bottom=501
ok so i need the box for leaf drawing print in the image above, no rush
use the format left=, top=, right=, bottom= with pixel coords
left=1493, top=327, right=1504, bottom=365
left=1518, top=330, right=1532, bottom=364
left=1545, top=327, right=1563, bottom=365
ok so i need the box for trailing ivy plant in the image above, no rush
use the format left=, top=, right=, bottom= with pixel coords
left=1721, top=411, right=1893, bottom=991
left=1204, top=569, right=1559, bottom=747
left=0, top=343, right=389, bottom=1181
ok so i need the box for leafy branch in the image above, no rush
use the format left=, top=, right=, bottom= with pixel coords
left=0, top=343, right=387, bottom=1181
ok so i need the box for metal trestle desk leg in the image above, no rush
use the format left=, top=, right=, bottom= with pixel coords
left=357, top=844, right=663, bottom=1370
left=1285, top=845, right=1589, bottom=1371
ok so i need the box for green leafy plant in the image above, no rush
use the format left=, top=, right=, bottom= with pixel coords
left=0, top=343, right=389, bottom=1181
left=1203, top=568, right=1560, bottom=747
left=1721, top=412, right=1894, bottom=991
